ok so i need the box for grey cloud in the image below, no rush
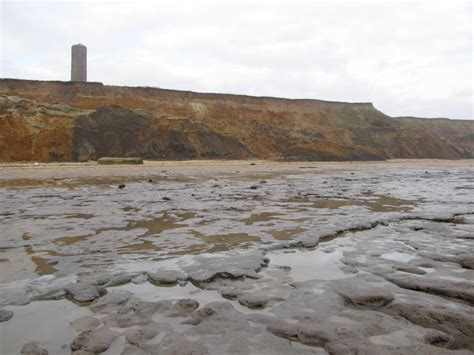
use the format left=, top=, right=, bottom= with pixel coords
left=1, top=1, right=472, bottom=119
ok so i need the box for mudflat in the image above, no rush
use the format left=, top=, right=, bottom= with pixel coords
left=0, top=160, right=473, bottom=354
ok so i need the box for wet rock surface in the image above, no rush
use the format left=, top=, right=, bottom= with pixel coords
left=333, top=275, right=395, bottom=309
left=147, top=270, right=186, bottom=285
left=70, top=327, right=120, bottom=353
left=64, top=283, right=107, bottom=303
left=20, top=341, right=48, bottom=355
left=0, top=308, right=13, bottom=322
left=70, top=316, right=101, bottom=332
left=0, top=161, right=473, bottom=354
left=124, top=322, right=170, bottom=346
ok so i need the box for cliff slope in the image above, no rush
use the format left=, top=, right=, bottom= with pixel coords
left=0, top=79, right=472, bottom=162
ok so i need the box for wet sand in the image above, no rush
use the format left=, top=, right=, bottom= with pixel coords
left=1, top=159, right=472, bottom=182
left=0, top=160, right=473, bottom=354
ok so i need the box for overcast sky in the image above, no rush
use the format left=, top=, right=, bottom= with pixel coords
left=1, top=1, right=472, bottom=119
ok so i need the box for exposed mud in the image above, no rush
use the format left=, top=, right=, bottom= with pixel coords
left=0, top=160, right=473, bottom=354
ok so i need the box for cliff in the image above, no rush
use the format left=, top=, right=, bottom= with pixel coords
left=0, top=79, right=472, bottom=162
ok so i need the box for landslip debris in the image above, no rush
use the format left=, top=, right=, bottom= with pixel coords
left=98, top=157, right=144, bottom=165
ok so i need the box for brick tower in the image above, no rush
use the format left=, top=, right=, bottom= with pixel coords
left=71, top=44, right=87, bottom=81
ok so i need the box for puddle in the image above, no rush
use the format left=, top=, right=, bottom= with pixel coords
left=95, top=212, right=189, bottom=238
left=311, top=199, right=358, bottom=210
left=113, top=282, right=216, bottom=304
left=368, top=196, right=418, bottom=213
left=23, top=245, right=59, bottom=276
left=244, top=212, right=281, bottom=225
left=192, top=231, right=260, bottom=251
left=0, top=248, right=38, bottom=283
left=270, top=227, right=306, bottom=240
left=119, top=239, right=161, bottom=253
left=30, top=255, right=57, bottom=275
left=289, top=195, right=417, bottom=213
left=0, top=178, right=50, bottom=188
left=268, top=248, right=352, bottom=282
left=0, top=300, right=91, bottom=354
left=129, top=212, right=189, bottom=237
left=122, top=206, right=140, bottom=213
left=54, top=235, right=89, bottom=245
left=287, top=196, right=353, bottom=210
left=380, top=252, right=417, bottom=263
left=63, top=213, right=95, bottom=219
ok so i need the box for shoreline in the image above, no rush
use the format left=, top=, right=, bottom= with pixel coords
left=0, top=159, right=472, bottom=182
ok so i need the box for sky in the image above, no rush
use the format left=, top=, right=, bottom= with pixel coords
left=1, top=0, right=472, bottom=119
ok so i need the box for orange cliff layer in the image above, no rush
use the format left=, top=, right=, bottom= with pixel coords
left=0, top=79, right=473, bottom=162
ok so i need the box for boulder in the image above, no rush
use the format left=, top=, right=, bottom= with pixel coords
left=104, top=273, right=142, bottom=287
left=147, top=269, right=186, bottom=285
left=102, top=307, right=153, bottom=328
left=237, top=293, right=270, bottom=309
left=89, top=290, right=132, bottom=313
left=64, top=283, right=107, bottom=303
left=124, top=322, right=170, bottom=345
left=165, top=299, right=200, bottom=317
left=75, top=139, right=96, bottom=162
left=297, top=324, right=331, bottom=346
left=1, top=288, right=30, bottom=306
left=31, top=288, right=66, bottom=301
left=71, top=327, right=120, bottom=353
left=183, top=251, right=268, bottom=282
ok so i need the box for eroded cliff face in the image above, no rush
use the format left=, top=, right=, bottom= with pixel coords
left=73, top=106, right=252, bottom=161
left=0, top=95, right=81, bottom=162
left=0, top=79, right=472, bottom=162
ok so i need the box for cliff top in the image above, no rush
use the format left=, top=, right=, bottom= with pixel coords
left=0, top=78, right=375, bottom=108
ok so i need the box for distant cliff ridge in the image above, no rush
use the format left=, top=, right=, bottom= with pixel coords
left=0, top=79, right=472, bottom=162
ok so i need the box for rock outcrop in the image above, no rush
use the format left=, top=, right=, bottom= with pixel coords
left=0, top=79, right=473, bottom=162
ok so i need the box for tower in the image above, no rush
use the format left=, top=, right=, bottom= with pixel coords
left=71, top=44, right=87, bottom=81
